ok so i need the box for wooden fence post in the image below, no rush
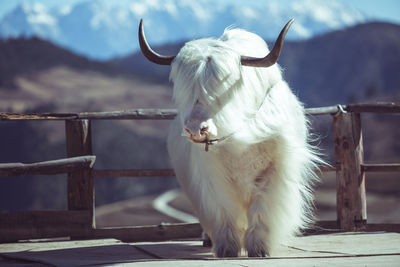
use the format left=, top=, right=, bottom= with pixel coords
left=333, top=112, right=367, bottom=231
left=65, top=119, right=95, bottom=233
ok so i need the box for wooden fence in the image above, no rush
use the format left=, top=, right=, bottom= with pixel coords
left=0, top=102, right=399, bottom=243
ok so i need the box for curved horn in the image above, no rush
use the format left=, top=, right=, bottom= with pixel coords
left=241, top=19, right=294, bottom=68
left=138, top=19, right=175, bottom=65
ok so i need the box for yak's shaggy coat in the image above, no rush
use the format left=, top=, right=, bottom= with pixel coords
left=166, top=28, right=322, bottom=257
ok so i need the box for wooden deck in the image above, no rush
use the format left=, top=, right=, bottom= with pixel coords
left=1, top=232, right=399, bottom=266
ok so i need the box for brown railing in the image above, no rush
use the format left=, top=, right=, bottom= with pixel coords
left=1, top=102, right=399, bottom=243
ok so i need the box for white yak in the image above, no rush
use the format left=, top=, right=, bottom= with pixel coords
left=139, top=19, right=323, bottom=257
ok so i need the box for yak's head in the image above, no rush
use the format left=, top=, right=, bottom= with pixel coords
left=139, top=19, right=293, bottom=147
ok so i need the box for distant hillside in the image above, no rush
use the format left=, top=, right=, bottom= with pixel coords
left=280, top=22, right=400, bottom=106
left=111, top=42, right=183, bottom=84
left=0, top=37, right=120, bottom=88
left=113, top=22, right=400, bottom=106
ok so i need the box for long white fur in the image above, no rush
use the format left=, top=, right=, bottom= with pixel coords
left=167, top=28, right=323, bottom=257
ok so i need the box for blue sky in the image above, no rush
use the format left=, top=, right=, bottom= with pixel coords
left=0, top=0, right=399, bottom=24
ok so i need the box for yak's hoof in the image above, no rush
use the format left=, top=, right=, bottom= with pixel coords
left=248, top=248, right=267, bottom=257
left=215, top=247, right=238, bottom=258
left=203, top=238, right=212, bottom=247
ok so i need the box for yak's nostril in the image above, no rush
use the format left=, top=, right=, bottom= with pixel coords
left=200, top=126, right=209, bottom=133
left=184, top=125, right=208, bottom=136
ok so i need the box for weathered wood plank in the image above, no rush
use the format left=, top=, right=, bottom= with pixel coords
left=65, top=120, right=95, bottom=230
left=361, top=163, right=400, bottom=172
left=1, top=102, right=399, bottom=121
left=0, top=210, right=91, bottom=227
left=306, top=102, right=400, bottom=115
left=346, top=102, right=400, bottom=113
left=91, top=222, right=400, bottom=242
left=3, top=161, right=396, bottom=179
left=305, top=105, right=341, bottom=115
left=77, top=109, right=177, bottom=120
left=1, top=216, right=399, bottom=244
left=0, top=113, right=77, bottom=120
left=92, top=223, right=203, bottom=242
left=333, top=112, right=367, bottom=231
left=0, top=156, right=96, bottom=176
left=366, top=223, right=400, bottom=233
left=0, top=210, right=92, bottom=243
left=93, top=169, right=176, bottom=177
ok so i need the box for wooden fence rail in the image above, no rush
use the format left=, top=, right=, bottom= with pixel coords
left=1, top=102, right=400, bottom=121
left=0, top=156, right=95, bottom=176
left=0, top=102, right=399, bottom=243
left=361, top=163, right=400, bottom=172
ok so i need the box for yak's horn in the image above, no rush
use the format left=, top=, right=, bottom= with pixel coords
left=240, top=19, right=294, bottom=67
left=138, top=19, right=175, bottom=65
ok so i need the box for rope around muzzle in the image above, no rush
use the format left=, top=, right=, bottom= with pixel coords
left=192, top=138, right=219, bottom=152
left=189, top=130, right=217, bottom=152
left=190, top=131, right=235, bottom=152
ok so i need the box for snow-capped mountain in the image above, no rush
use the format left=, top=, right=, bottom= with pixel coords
left=0, top=0, right=368, bottom=60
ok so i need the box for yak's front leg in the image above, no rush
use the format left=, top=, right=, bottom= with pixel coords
left=200, top=193, right=242, bottom=257
left=245, top=160, right=305, bottom=257
left=212, top=219, right=241, bottom=257
left=189, top=174, right=243, bottom=257
left=244, top=172, right=272, bottom=257
left=245, top=194, right=270, bottom=257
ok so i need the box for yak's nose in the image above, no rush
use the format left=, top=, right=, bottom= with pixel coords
left=184, top=125, right=209, bottom=143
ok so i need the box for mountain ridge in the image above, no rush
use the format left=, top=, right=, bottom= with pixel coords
left=112, top=21, right=400, bottom=106
left=0, top=0, right=368, bottom=60
left=280, top=21, right=400, bottom=105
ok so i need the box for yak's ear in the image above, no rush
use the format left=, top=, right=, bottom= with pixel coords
left=139, top=19, right=176, bottom=65
left=240, top=19, right=294, bottom=68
